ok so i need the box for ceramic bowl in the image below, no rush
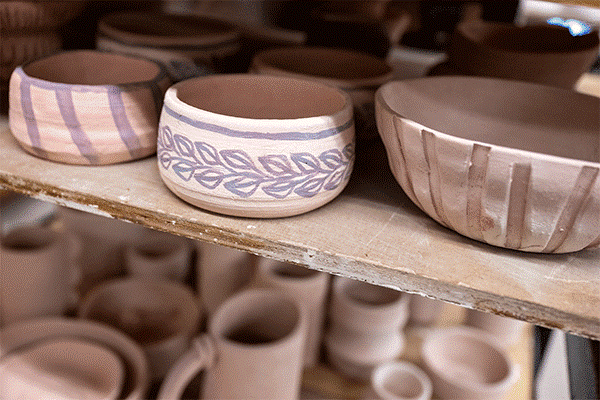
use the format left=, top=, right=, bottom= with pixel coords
left=0, top=317, right=150, bottom=400
left=0, top=1, right=85, bottom=31
left=251, top=46, right=394, bottom=139
left=368, top=361, right=433, bottom=400
left=158, top=74, right=355, bottom=218
left=96, top=11, right=240, bottom=73
left=432, top=20, right=600, bottom=89
left=8, top=50, right=171, bottom=165
left=375, top=76, right=600, bottom=253
left=421, top=327, right=518, bottom=400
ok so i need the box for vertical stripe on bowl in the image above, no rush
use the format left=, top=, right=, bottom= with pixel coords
left=19, top=76, right=49, bottom=159
left=106, top=86, right=144, bottom=159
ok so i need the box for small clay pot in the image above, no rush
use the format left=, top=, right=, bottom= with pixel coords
left=368, top=361, right=433, bottom=400
left=464, top=309, right=526, bottom=349
left=376, top=76, right=600, bottom=253
left=421, top=327, right=518, bottom=399
left=251, top=46, right=394, bottom=139
left=8, top=50, right=171, bottom=165
left=158, top=73, right=355, bottom=218
left=437, top=20, right=600, bottom=88
left=96, top=11, right=241, bottom=73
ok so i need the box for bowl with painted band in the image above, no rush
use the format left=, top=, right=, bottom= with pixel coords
left=8, top=50, right=171, bottom=165
left=251, top=46, right=394, bottom=140
left=157, top=74, right=355, bottom=218
left=375, top=76, right=600, bottom=253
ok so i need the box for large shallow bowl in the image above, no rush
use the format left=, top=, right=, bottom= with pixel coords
left=375, top=76, right=600, bottom=253
left=158, top=74, right=355, bottom=218
left=8, top=50, right=171, bottom=165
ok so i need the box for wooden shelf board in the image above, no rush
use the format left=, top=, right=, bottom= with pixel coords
left=1, top=117, right=599, bottom=339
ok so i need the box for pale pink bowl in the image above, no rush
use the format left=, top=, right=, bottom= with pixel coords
left=8, top=50, right=171, bottom=165
left=158, top=74, right=355, bottom=218
left=376, top=76, right=600, bottom=253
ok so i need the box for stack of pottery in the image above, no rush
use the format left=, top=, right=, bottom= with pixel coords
left=324, top=276, right=410, bottom=381
left=0, top=1, right=86, bottom=113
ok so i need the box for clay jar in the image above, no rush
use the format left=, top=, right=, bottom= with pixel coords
left=430, top=20, right=600, bottom=89
left=253, top=257, right=330, bottom=367
left=251, top=46, right=394, bottom=140
left=324, top=276, right=410, bottom=381
left=375, top=76, right=600, bottom=253
left=96, top=11, right=240, bottom=75
left=8, top=50, right=171, bottom=165
left=421, top=327, right=518, bottom=399
left=78, top=278, right=202, bottom=382
left=158, top=74, right=355, bottom=218
left=0, top=317, right=150, bottom=400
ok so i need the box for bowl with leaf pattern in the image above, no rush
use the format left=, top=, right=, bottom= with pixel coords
left=157, top=74, right=355, bottom=218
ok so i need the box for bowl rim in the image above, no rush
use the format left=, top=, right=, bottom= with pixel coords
left=376, top=76, right=600, bottom=167
left=163, top=73, right=354, bottom=133
left=14, top=49, right=169, bottom=92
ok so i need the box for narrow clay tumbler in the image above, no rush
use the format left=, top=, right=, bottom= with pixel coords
left=366, top=361, right=433, bottom=400
left=9, top=50, right=171, bottom=165
left=158, top=74, right=355, bottom=218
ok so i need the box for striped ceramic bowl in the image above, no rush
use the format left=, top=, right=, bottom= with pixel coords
left=376, top=76, right=600, bottom=253
left=158, top=74, right=355, bottom=218
left=8, top=50, right=171, bottom=165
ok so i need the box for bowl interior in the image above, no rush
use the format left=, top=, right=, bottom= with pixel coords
left=176, top=75, right=347, bottom=119
left=23, top=50, right=161, bottom=85
left=380, top=77, right=599, bottom=162
left=255, top=47, right=391, bottom=81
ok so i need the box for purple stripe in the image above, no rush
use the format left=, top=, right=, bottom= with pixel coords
left=107, top=86, right=144, bottom=158
left=163, top=103, right=353, bottom=141
left=55, top=89, right=99, bottom=164
left=18, top=77, right=48, bottom=158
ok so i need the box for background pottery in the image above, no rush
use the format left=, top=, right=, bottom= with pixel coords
left=408, top=294, right=444, bottom=326
left=158, top=74, right=355, bottom=218
left=366, top=361, right=433, bottom=400
left=8, top=50, right=171, bottom=165
left=375, top=76, right=600, bottom=253
left=464, top=309, right=527, bottom=349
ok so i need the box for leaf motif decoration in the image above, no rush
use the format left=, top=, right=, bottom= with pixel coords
left=196, top=142, right=220, bottom=166
left=159, top=125, right=174, bottom=150
left=172, top=160, right=198, bottom=182
left=259, top=155, right=295, bottom=176
left=221, top=150, right=258, bottom=171
left=174, top=134, right=196, bottom=158
left=291, top=153, right=322, bottom=174
left=194, top=169, right=224, bottom=189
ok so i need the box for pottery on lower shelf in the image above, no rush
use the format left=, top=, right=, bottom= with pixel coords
left=251, top=46, right=395, bottom=139
left=464, top=309, right=527, bottom=349
left=324, top=276, right=409, bottom=381
left=366, top=361, right=433, bottom=400
left=408, top=294, right=444, bottom=327
left=0, top=317, right=150, bottom=400
left=8, top=50, right=171, bottom=165
left=78, top=278, right=202, bottom=382
left=430, top=20, right=600, bottom=89
left=96, top=11, right=241, bottom=74
left=157, top=73, right=355, bottom=218
left=421, top=327, right=518, bottom=400
left=375, top=76, right=600, bottom=253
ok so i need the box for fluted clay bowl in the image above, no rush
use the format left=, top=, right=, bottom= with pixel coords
left=432, top=20, right=600, bottom=89
left=251, top=46, right=394, bottom=139
left=375, top=76, right=600, bottom=253
left=421, top=327, right=518, bottom=400
left=8, top=50, right=171, bottom=165
left=158, top=74, right=355, bottom=218
left=96, top=11, right=240, bottom=73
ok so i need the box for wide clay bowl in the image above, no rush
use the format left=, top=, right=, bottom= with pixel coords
left=8, top=50, right=171, bottom=165
left=251, top=46, right=394, bottom=139
left=158, top=74, right=355, bottom=218
left=96, top=11, right=240, bottom=73
left=421, top=327, right=518, bottom=400
left=433, top=20, right=600, bottom=89
left=375, top=76, right=600, bottom=253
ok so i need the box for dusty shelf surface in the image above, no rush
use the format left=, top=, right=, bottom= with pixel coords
left=1, top=117, right=599, bottom=339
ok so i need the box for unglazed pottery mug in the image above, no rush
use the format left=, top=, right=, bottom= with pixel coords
left=421, top=327, right=518, bottom=399
left=464, top=309, right=527, bottom=349
left=125, top=229, right=193, bottom=282
left=195, top=240, right=256, bottom=316
left=78, top=278, right=202, bottom=382
left=324, top=276, right=410, bottom=381
left=0, top=225, right=80, bottom=326
left=366, top=361, right=433, bottom=400
left=253, top=256, right=330, bottom=366
left=0, top=337, right=125, bottom=400
left=157, top=289, right=308, bottom=400
left=0, top=317, right=150, bottom=400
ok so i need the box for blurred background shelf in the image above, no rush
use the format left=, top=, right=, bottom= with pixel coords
left=1, top=114, right=598, bottom=341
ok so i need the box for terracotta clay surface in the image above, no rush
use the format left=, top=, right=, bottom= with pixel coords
left=376, top=76, right=600, bottom=253
left=158, top=74, right=355, bottom=218
left=8, top=50, right=171, bottom=165
left=430, top=20, right=600, bottom=89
